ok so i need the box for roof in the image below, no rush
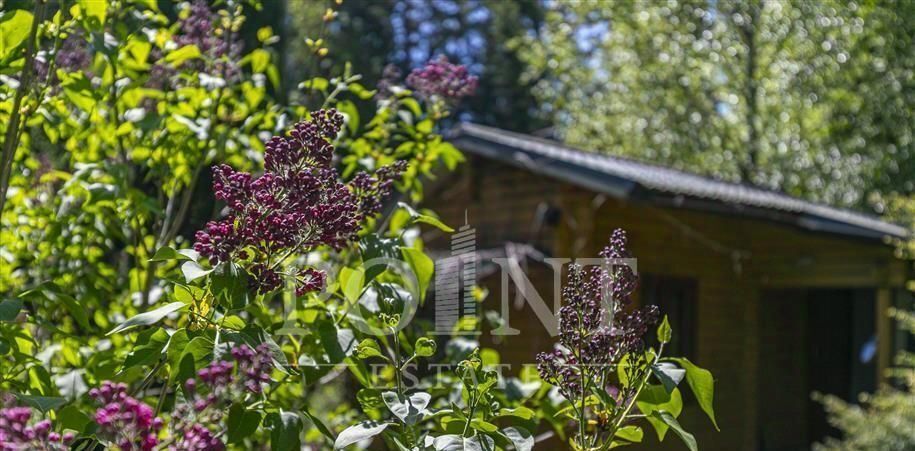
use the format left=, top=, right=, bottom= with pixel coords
left=449, top=122, right=908, bottom=242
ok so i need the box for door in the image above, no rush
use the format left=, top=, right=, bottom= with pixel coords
left=758, top=288, right=876, bottom=451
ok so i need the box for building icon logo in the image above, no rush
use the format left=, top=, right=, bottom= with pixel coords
left=433, top=213, right=479, bottom=335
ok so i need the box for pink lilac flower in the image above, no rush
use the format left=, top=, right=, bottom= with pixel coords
left=193, top=109, right=407, bottom=295
left=89, top=381, right=163, bottom=451
left=406, top=56, right=478, bottom=101
left=536, top=229, right=659, bottom=399
left=169, top=344, right=272, bottom=450
left=0, top=407, right=74, bottom=451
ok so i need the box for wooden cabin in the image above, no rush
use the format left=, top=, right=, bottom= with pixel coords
left=423, top=123, right=912, bottom=450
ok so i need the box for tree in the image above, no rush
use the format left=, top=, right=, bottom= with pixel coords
left=285, top=0, right=546, bottom=132
left=517, top=0, right=915, bottom=210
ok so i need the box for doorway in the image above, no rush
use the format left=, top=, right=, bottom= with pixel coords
left=757, top=288, right=876, bottom=451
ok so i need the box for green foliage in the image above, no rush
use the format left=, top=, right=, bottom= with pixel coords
left=517, top=0, right=915, bottom=210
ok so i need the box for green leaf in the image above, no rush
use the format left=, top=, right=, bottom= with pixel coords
left=337, top=99, right=359, bottom=134
left=334, top=421, right=390, bottom=449
left=495, top=406, right=536, bottom=420
left=414, top=337, right=436, bottom=357
left=19, top=284, right=90, bottom=330
left=57, top=404, right=92, bottom=432
left=15, top=395, right=65, bottom=413
left=658, top=315, right=672, bottom=344
left=615, top=425, right=644, bottom=443
left=401, top=247, right=433, bottom=302
left=164, top=44, right=201, bottom=67
left=227, top=403, right=263, bottom=444
left=210, top=263, right=249, bottom=309
left=123, top=328, right=169, bottom=370
left=150, top=246, right=196, bottom=262
left=432, top=434, right=494, bottom=451
left=359, top=234, right=402, bottom=281
left=652, top=362, right=685, bottom=394
left=651, top=411, right=697, bottom=451
left=300, top=77, right=328, bottom=92
left=339, top=267, right=365, bottom=304
left=181, top=260, right=213, bottom=283
left=0, top=10, right=33, bottom=60
left=354, top=338, right=383, bottom=359
left=318, top=322, right=356, bottom=362
left=636, top=385, right=682, bottom=440
left=381, top=391, right=431, bottom=425
left=501, top=427, right=534, bottom=451
left=250, top=48, right=270, bottom=73
left=0, top=299, right=22, bottom=321
left=77, top=0, right=106, bottom=29
left=107, top=302, right=187, bottom=335
left=669, top=357, right=719, bottom=430
left=175, top=336, right=213, bottom=384
left=267, top=411, right=302, bottom=451
left=397, top=202, right=455, bottom=232
left=302, top=405, right=335, bottom=442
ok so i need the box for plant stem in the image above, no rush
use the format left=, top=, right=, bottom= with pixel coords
left=604, top=343, right=665, bottom=451
left=0, top=0, right=45, bottom=217
left=462, top=392, right=477, bottom=436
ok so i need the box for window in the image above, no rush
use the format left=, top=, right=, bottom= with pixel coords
left=640, top=274, right=698, bottom=360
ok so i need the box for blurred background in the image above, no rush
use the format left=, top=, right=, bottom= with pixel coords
left=272, top=0, right=914, bottom=220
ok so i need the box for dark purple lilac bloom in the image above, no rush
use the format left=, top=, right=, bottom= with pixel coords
left=536, top=229, right=659, bottom=399
left=406, top=56, right=478, bottom=101
left=89, top=381, right=163, bottom=451
left=194, top=109, right=406, bottom=295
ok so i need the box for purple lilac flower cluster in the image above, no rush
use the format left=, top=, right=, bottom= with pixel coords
left=146, top=1, right=241, bottom=94
left=169, top=344, right=272, bottom=450
left=536, top=229, right=659, bottom=398
left=89, top=382, right=163, bottom=451
left=194, top=109, right=406, bottom=295
left=0, top=407, right=74, bottom=451
left=406, top=56, right=478, bottom=101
